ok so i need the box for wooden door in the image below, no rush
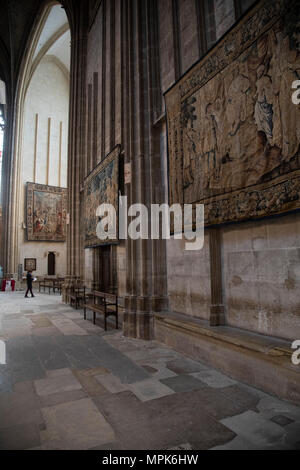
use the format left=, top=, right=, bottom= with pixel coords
left=48, top=252, right=55, bottom=276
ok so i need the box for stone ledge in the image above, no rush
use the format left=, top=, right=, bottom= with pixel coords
left=154, top=312, right=300, bottom=405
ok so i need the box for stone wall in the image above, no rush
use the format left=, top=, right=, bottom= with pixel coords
left=79, top=0, right=300, bottom=341
left=159, top=0, right=299, bottom=341
left=18, top=57, right=69, bottom=278
left=223, top=213, right=300, bottom=340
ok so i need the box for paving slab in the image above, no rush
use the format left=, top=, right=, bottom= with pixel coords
left=5, top=336, right=46, bottom=383
left=191, top=369, right=237, bottom=389
left=220, top=410, right=287, bottom=449
left=32, top=335, right=71, bottom=370
left=166, top=357, right=209, bottom=374
left=78, top=335, right=150, bottom=384
left=49, top=316, right=88, bottom=336
left=128, top=378, right=175, bottom=402
left=141, top=362, right=177, bottom=380
left=0, top=381, right=44, bottom=430
left=0, top=423, right=41, bottom=450
left=160, top=374, right=205, bottom=393
left=41, top=398, right=115, bottom=450
left=94, top=373, right=129, bottom=394
left=28, top=315, right=53, bottom=328
left=34, top=368, right=82, bottom=396
left=72, top=369, right=110, bottom=397
left=38, top=388, right=88, bottom=408
left=31, top=326, right=60, bottom=337
left=53, top=335, right=104, bottom=369
left=93, top=390, right=236, bottom=450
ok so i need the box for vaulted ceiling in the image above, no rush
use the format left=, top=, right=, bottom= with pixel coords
left=0, top=0, right=71, bottom=105
left=0, top=0, right=43, bottom=100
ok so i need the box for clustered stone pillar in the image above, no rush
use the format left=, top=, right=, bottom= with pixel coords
left=62, top=0, right=88, bottom=283
left=122, top=0, right=168, bottom=340
left=209, top=227, right=225, bottom=326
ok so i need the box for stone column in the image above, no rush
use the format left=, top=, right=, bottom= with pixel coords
left=62, top=0, right=88, bottom=280
left=123, top=0, right=168, bottom=340
left=209, top=227, right=225, bottom=326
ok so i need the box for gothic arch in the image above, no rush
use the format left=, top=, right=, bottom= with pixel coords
left=6, top=0, right=71, bottom=275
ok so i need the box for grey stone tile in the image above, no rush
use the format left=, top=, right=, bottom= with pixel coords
left=220, top=384, right=260, bottom=411
left=0, top=423, right=41, bottom=450
left=34, top=368, right=82, bottom=396
left=41, top=398, right=115, bottom=450
left=125, top=347, right=179, bottom=364
left=140, top=362, right=177, bottom=380
left=220, top=410, right=287, bottom=449
left=93, top=390, right=236, bottom=450
left=166, top=357, right=208, bottom=374
left=211, top=435, right=261, bottom=450
left=256, top=394, right=300, bottom=421
left=179, top=387, right=256, bottom=421
left=160, top=374, right=205, bottom=393
left=94, top=374, right=129, bottom=394
left=28, top=315, right=53, bottom=327
left=0, top=367, right=13, bottom=393
left=53, top=335, right=104, bottom=369
left=5, top=336, right=46, bottom=383
left=88, top=441, right=121, bottom=450
left=38, top=388, right=87, bottom=407
left=270, top=415, right=294, bottom=427
left=167, top=443, right=193, bottom=450
left=39, top=304, right=61, bottom=310
left=49, top=316, right=88, bottom=336
left=79, top=335, right=149, bottom=384
left=128, top=378, right=175, bottom=402
left=32, top=335, right=71, bottom=370
left=31, top=326, right=60, bottom=337
left=73, top=369, right=110, bottom=398
left=0, top=381, right=44, bottom=430
left=283, top=422, right=300, bottom=449
left=191, top=370, right=237, bottom=389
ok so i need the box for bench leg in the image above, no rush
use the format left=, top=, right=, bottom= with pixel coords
left=84, top=307, right=86, bottom=320
left=93, top=311, right=96, bottom=325
left=116, top=313, right=118, bottom=330
left=104, top=314, right=107, bottom=331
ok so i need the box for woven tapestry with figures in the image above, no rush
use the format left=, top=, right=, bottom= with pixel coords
left=84, top=145, right=120, bottom=248
left=26, top=183, right=67, bottom=242
left=165, top=0, right=300, bottom=226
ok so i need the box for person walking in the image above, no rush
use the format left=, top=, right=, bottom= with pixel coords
left=25, top=270, right=35, bottom=298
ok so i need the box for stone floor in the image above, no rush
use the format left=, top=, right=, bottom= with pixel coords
left=0, top=290, right=300, bottom=450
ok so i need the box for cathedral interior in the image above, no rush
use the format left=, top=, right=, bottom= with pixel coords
left=0, top=0, right=299, bottom=451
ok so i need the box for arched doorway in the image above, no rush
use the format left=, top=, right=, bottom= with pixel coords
left=48, top=252, right=55, bottom=276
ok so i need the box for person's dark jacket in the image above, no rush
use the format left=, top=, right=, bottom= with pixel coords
left=26, top=272, right=33, bottom=287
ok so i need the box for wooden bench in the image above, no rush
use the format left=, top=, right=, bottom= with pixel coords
left=38, top=278, right=54, bottom=294
left=53, top=278, right=65, bottom=295
left=83, top=290, right=118, bottom=331
left=70, top=286, right=85, bottom=309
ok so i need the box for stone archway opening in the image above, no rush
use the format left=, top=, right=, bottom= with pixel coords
left=9, top=2, right=71, bottom=282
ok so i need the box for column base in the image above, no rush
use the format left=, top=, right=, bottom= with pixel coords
left=123, top=311, right=154, bottom=340
left=123, top=295, right=168, bottom=340
left=210, top=304, right=225, bottom=326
